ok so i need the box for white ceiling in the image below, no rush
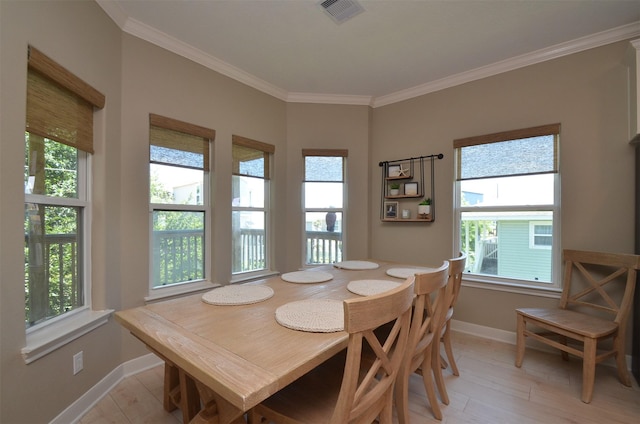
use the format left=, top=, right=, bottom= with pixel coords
left=97, top=0, right=640, bottom=107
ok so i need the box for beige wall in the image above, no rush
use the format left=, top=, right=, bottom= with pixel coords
left=284, top=103, right=372, bottom=270
left=0, top=1, right=637, bottom=422
left=1, top=1, right=124, bottom=423
left=371, top=39, right=635, bottom=331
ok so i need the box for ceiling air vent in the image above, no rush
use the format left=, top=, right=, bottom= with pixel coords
left=319, top=0, right=365, bottom=24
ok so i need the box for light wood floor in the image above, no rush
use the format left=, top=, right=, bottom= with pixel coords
left=79, top=331, right=640, bottom=423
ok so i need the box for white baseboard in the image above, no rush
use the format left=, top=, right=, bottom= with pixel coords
left=50, top=353, right=163, bottom=424
left=51, top=320, right=634, bottom=424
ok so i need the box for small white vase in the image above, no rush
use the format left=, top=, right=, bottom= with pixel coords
left=418, top=205, right=431, bottom=216
left=389, top=188, right=399, bottom=196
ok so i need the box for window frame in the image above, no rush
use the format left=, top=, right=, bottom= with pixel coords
left=453, top=124, right=562, bottom=294
left=230, top=135, right=275, bottom=280
left=22, top=46, right=111, bottom=364
left=147, top=114, right=216, bottom=300
left=302, top=149, right=348, bottom=267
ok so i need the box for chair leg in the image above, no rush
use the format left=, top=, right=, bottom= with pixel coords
left=559, top=335, right=569, bottom=361
left=378, top=391, right=393, bottom=424
left=442, top=321, right=459, bottom=376
left=431, top=337, right=449, bottom=406
left=394, top=367, right=412, bottom=424
left=515, top=313, right=525, bottom=367
left=613, top=334, right=633, bottom=387
left=581, top=338, right=597, bottom=403
left=421, top=346, right=443, bottom=420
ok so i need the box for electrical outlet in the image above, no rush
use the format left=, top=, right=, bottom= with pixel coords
left=73, top=351, right=83, bottom=375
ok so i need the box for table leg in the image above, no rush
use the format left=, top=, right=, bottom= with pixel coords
left=192, top=380, right=246, bottom=424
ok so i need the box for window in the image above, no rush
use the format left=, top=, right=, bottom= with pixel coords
left=232, top=135, right=274, bottom=276
left=454, top=124, right=560, bottom=288
left=303, top=149, right=347, bottom=265
left=149, top=114, right=214, bottom=291
left=24, top=46, right=105, bottom=329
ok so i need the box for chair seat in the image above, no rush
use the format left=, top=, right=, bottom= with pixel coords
left=516, top=307, right=618, bottom=338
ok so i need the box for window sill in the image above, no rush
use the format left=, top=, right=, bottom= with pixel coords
left=462, top=275, right=562, bottom=299
left=230, top=270, right=279, bottom=284
left=22, top=308, right=114, bottom=364
left=145, top=280, right=221, bottom=303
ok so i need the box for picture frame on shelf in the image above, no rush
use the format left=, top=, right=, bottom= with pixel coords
left=388, top=165, right=401, bottom=177
left=404, top=182, right=418, bottom=195
left=384, top=201, right=398, bottom=219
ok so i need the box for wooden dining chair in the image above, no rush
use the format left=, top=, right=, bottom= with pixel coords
left=435, top=253, right=467, bottom=405
left=248, top=276, right=415, bottom=424
left=394, top=262, right=450, bottom=423
left=515, top=249, right=640, bottom=403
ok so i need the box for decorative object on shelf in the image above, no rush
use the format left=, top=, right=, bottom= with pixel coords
left=389, top=182, right=400, bottom=196
left=388, top=165, right=401, bottom=177
left=379, top=153, right=443, bottom=222
left=384, top=201, right=398, bottom=219
left=404, top=182, right=418, bottom=195
left=418, top=197, right=431, bottom=219
left=397, top=165, right=410, bottom=177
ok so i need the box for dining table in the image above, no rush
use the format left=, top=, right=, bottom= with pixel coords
left=115, top=260, right=435, bottom=424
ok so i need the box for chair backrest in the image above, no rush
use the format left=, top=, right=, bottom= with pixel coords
left=330, top=276, right=415, bottom=423
left=447, top=253, right=467, bottom=311
left=406, top=262, right=451, bottom=375
left=560, top=249, right=640, bottom=325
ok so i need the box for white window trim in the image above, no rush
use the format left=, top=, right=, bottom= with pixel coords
left=23, top=151, right=99, bottom=363
left=529, top=221, right=553, bottom=250
left=22, top=307, right=113, bottom=364
left=231, top=174, right=272, bottom=276
left=148, top=173, right=212, bottom=295
left=302, top=156, right=347, bottom=268
left=453, top=170, right=562, bottom=293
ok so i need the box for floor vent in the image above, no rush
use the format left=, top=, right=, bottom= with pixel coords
left=319, top=0, right=365, bottom=24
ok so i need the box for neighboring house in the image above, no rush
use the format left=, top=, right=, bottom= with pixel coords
left=465, top=212, right=553, bottom=283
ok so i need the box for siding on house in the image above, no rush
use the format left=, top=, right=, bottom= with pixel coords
left=498, top=220, right=552, bottom=282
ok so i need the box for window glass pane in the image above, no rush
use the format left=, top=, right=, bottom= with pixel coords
left=150, top=145, right=203, bottom=169
left=304, top=182, right=343, bottom=208
left=305, top=156, right=343, bottom=181
left=461, top=174, right=554, bottom=207
left=232, top=211, right=265, bottom=273
left=461, top=211, right=552, bottom=283
left=152, top=211, right=204, bottom=287
left=305, top=212, right=343, bottom=264
left=232, top=175, right=265, bottom=208
left=24, top=204, right=82, bottom=327
left=150, top=163, right=204, bottom=205
left=24, top=133, right=78, bottom=198
left=460, top=135, right=555, bottom=180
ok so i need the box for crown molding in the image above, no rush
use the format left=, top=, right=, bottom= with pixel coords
left=96, top=1, right=639, bottom=108
left=372, top=21, right=640, bottom=108
left=287, top=92, right=373, bottom=106
left=96, top=0, right=288, bottom=101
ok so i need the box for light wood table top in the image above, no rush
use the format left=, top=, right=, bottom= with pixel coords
left=115, top=260, right=419, bottom=421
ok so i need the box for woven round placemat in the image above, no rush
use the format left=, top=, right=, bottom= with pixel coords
left=201, top=285, right=274, bottom=306
left=281, top=270, right=334, bottom=284
left=333, top=260, right=379, bottom=270
left=386, top=267, right=437, bottom=279
left=347, top=279, right=402, bottom=296
left=275, top=299, right=344, bottom=333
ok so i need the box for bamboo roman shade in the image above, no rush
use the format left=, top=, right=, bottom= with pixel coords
left=454, top=124, right=560, bottom=181
left=303, top=149, right=348, bottom=182
left=232, top=135, right=275, bottom=179
left=149, top=114, right=214, bottom=172
left=26, top=46, right=105, bottom=154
